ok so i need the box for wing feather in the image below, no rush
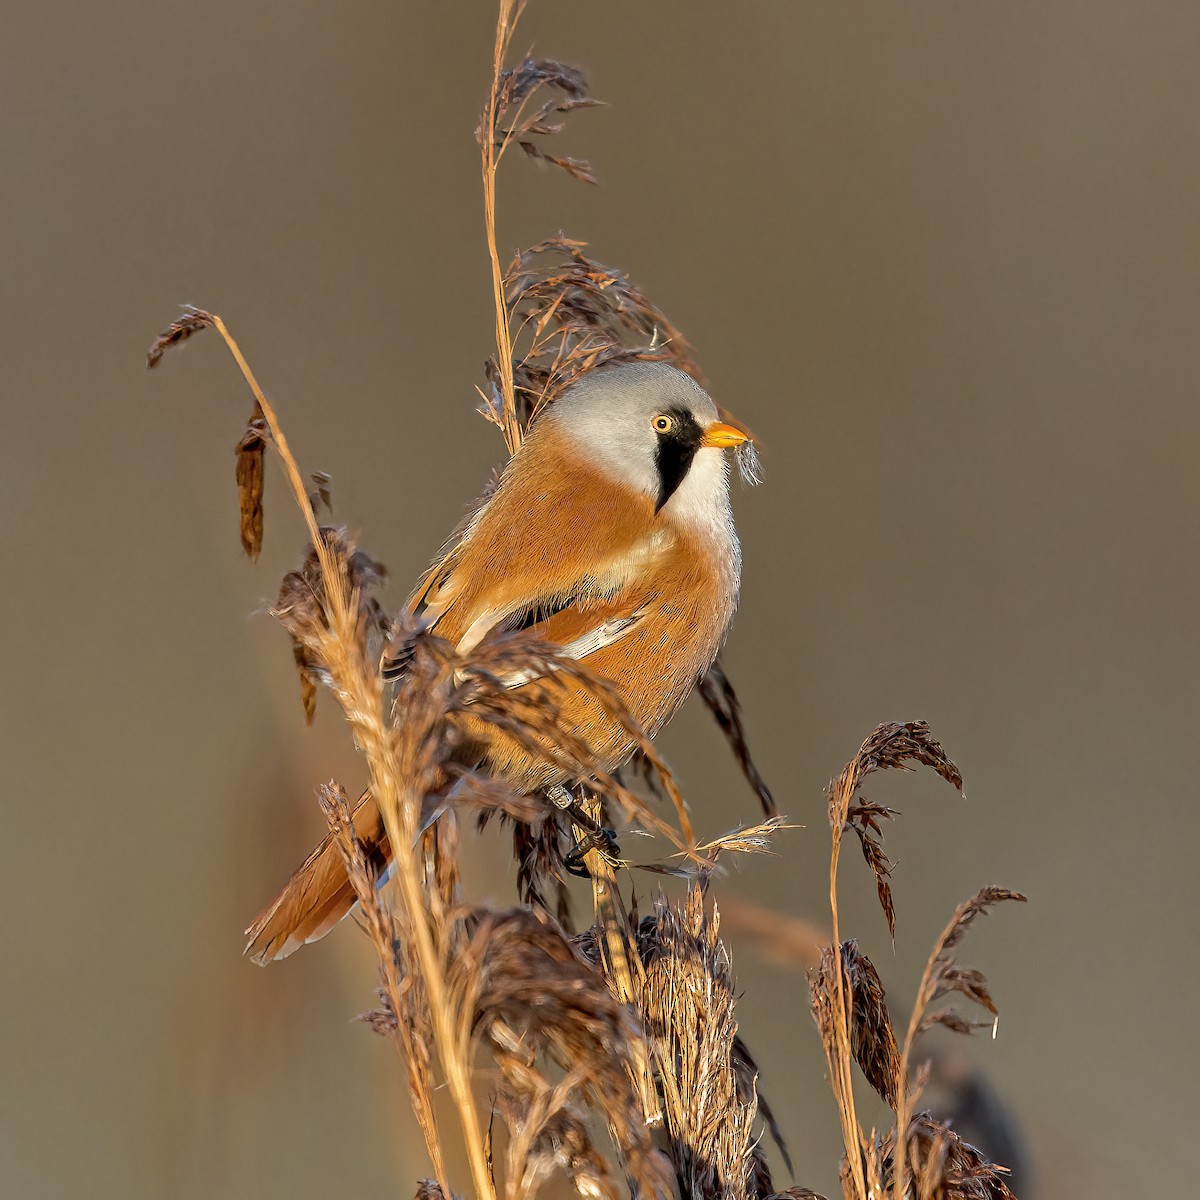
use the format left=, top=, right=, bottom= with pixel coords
left=383, top=424, right=663, bottom=680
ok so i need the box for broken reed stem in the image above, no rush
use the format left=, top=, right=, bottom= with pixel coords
left=891, top=980, right=922, bottom=1200
left=826, top=773, right=869, bottom=1200
left=892, top=906, right=970, bottom=1200
left=483, top=0, right=522, bottom=455
left=207, top=314, right=496, bottom=1200
left=322, top=784, right=447, bottom=1187
left=573, top=795, right=661, bottom=1126
left=385, top=796, right=495, bottom=1200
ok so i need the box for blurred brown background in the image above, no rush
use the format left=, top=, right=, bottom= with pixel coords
left=3, top=2, right=1196, bottom=1196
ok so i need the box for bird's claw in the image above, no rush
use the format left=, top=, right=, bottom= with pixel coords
left=565, top=827, right=623, bottom=877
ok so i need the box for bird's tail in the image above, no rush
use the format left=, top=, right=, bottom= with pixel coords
left=243, top=789, right=389, bottom=965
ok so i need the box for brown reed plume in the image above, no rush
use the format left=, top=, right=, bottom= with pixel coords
left=808, top=723, right=1027, bottom=1200
left=633, top=887, right=767, bottom=1200
left=146, top=297, right=782, bottom=1198
left=148, top=5, right=1029, bottom=1198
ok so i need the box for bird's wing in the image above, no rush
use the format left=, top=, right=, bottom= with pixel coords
left=383, top=424, right=663, bottom=682
left=408, top=523, right=473, bottom=627
left=483, top=602, right=650, bottom=689
left=385, top=547, right=654, bottom=682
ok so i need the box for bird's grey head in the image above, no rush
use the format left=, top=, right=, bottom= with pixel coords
left=547, top=361, right=745, bottom=515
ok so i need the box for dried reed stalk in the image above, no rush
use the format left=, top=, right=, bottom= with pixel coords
left=149, top=3, right=1032, bottom=1197
left=475, top=0, right=696, bottom=1134
left=151, top=297, right=707, bottom=1197
left=635, top=888, right=761, bottom=1200
left=571, top=791, right=662, bottom=1124
left=480, top=0, right=522, bottom=454
left=809, top=723, right=1026, bottom=1200
left=890, top=888, right=1025, bottom=1200
left=150, top=309, right=494, bottom=1200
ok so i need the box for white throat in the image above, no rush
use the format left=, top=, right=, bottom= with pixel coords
left=662, top=446, right=736, bottom=544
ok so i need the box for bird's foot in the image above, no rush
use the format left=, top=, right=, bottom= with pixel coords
left=565, top=826, right=623, bottom=878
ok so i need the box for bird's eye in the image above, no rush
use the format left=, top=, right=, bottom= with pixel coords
left=652, top=415, right=674, bottom=434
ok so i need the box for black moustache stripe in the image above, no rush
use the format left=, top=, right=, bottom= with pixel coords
left=654, top=408, right=704, bottom=513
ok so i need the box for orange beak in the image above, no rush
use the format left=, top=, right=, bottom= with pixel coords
left=700, top=421, right=749, bottom=449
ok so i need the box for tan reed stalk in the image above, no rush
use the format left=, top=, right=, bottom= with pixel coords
left=891, top=886, right=1026, bottom=1200
left=318, top=782, right=445, bottom=1185
left=823, top=768, right=870, bottom=1200
left=478, top=0, right=677, bottom=1131
left=482, top=0, right=523, bottom=454
left=809, top=725, right=1024, bottom=1200
left=206, top=314, right=496, bottom=1200
left=572, top=793, right=662, bottom=1125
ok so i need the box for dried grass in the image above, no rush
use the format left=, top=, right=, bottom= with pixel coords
left=634, top=887, right=762, bottom=1200
left=809, top=724, right=1027, bottom=1200
left=148, top=4, right=1030, bottom=1198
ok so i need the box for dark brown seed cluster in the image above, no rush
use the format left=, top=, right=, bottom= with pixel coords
left=482, top=235, right=705, bottom=437
left=802, top=723, right=1027, bottom=1199
left=274, top=527, right=389, bottom=722
left=234, top=404, right=267, bottom=559
left=828, top=720, right=964, bottom=940
left=635, top=888, right=783, bottom=1200
left=478, top=56, right=606, bottom=185
left=916, top=887, right=1028, bottom=1038
left=811, top=940, right=901, bottom=1107
left=145, top=306, right=215, bottom=368
left=880, top=1111, right=1018, bottom=1200
left=452, top=906, right=673, bottom=1200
